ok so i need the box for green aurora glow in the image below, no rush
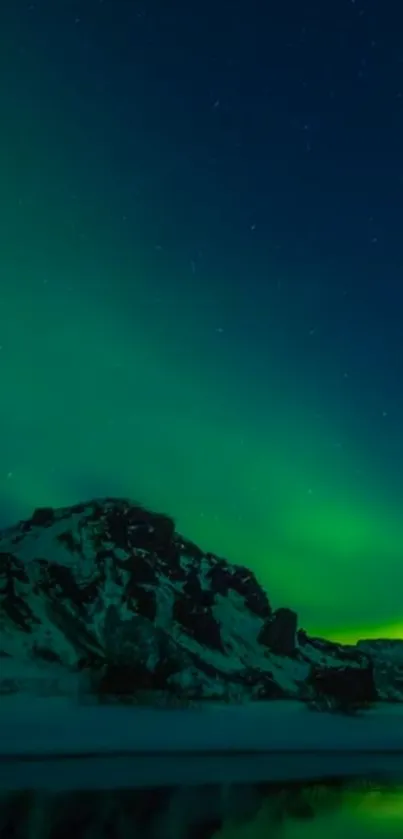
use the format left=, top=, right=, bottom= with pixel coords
left=1, top=273, right=402, bottom=643
left=1, top=3, right=402, bottom=645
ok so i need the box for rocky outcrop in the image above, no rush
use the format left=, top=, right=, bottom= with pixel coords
left=258, top=608, right=298, bottom=656
left=305, top=663, right=377, bottom=711
left=357, top=639, right=403, bottom=702
left=0, top=497, right=402, bottom=706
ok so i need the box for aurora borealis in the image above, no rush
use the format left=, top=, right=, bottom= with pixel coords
left=1, top=0, right=402, bottom=643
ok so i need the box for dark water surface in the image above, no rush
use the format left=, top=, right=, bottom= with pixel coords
left=1, top=698, right=403, bottom=836
left=1, top=775, right=402, bottom=838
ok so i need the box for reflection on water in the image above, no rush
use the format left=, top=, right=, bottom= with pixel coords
left=218, top=783, right=403, bottom=839
left=1, top=778, right=402, bottom=838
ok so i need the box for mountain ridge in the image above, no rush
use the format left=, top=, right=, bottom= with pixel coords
left=0, top=496, right=402, bottom=707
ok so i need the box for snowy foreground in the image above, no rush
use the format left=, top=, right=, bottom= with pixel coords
left=1, top=699, right=403, bottom=790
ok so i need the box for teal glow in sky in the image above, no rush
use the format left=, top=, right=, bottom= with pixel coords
left=1, top=1, right=402, bottom=642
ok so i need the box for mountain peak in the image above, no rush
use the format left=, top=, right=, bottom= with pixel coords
left=1, top=497, right=402, bottom=707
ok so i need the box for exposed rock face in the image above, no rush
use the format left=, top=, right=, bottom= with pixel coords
left=0, top=497, right=402, bottom=705
left=258, top=608, right=298, bottom=656
left=306, top=663, right=377, bottom=711
left=356, top=639, right=403, bottom=702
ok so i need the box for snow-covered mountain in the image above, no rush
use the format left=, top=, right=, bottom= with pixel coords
left=0, top=497, right=402, bottom=705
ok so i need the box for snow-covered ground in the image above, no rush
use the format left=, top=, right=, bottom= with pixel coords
left=1, top=699, right=402, bottom=790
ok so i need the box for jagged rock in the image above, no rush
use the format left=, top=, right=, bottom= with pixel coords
left=306, top=663, right=377, bottom=712
left=0, top=497, right=402, bottom=705
left=258, top=607, right=298, bottom=655
left=356, top=639, right=403, bottom=702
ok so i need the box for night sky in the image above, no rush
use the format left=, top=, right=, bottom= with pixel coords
left=1, top=0, right=403, bottom=642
